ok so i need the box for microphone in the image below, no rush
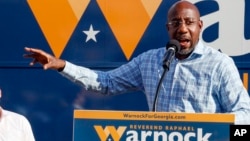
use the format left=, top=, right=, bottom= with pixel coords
left=152, top=39, right=180, bottom=111
left=163, top=40, right=180, bottom=70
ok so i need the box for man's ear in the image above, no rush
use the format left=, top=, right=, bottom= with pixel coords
left=166, top=24, right=170, bottom=31
left=199, top=20, right=203, bottom=29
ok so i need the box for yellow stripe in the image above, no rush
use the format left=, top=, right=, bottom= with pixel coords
left=97, top=0, right=161, bottom=60
left=243, top=73, right=248, bottom=90
left=74, top=110, right=234, bottom=123
left=27, top=0, right=87, bottom=58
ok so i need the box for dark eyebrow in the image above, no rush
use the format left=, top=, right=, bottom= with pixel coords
left=170, top=17, right=196, bottom=21
left=184, top=17, right=196, bottom=21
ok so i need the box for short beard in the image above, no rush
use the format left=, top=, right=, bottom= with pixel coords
left=178, top=46, right=195, bottom=55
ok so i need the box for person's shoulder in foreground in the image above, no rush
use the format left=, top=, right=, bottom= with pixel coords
left=0, top=88, right=35, bottom=141
left=0, top=107, right=35, bottom=141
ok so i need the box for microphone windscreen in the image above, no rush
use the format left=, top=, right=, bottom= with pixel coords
left=166, top=39, right=180, bottom=52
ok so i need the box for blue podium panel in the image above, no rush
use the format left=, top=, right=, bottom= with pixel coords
left=73, top=110, right=234, bottom=141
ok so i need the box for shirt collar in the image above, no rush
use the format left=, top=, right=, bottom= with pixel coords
left=194, top=40, right=205, bottom=53
left=185, top=40, right=204, bottom=60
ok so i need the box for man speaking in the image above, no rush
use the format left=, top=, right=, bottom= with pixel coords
left=24, top=0, right=250, bottom=124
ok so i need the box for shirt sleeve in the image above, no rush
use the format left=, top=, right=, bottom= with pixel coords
left=218, top=57, right=250, bottom=124
left=59, top=58, right=144, bottom=95
left=59, top=61, right=101, bottom=91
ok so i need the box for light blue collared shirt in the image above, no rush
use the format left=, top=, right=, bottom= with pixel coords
left=60, top=40, right=250, bottom=124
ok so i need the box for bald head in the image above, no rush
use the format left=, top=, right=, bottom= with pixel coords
left=168, top=1, right=200, bottom=20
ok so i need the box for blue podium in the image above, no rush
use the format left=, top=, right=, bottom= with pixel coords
left=73, top=110, right=234, bottom=141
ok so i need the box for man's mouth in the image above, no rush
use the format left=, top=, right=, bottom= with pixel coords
left=178, top=39, right=190, bottom=48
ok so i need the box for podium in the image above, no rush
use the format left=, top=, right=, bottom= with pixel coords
left=73, top=110, right=234, bottom=141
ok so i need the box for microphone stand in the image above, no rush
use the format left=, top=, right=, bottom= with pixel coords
left=152, top=65, right=169, bottom=112
left=152, top=39, right=179, bottom=112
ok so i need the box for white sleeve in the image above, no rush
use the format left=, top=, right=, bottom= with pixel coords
left=59, top=61, right=101, bottom=91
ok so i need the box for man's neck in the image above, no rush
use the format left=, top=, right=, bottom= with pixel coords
left=176, top=52, right=192, bottom=60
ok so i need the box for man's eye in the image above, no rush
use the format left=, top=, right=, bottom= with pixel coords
left=173, top=21, right=180, bottom=26
left=185, top=21, right=193, bottom=25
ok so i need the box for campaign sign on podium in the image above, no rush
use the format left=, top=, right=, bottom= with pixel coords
left=73, top=110, right=234, bottom=141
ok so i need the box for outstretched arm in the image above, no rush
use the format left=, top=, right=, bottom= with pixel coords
left=23, top=47, right=66, bottom=70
